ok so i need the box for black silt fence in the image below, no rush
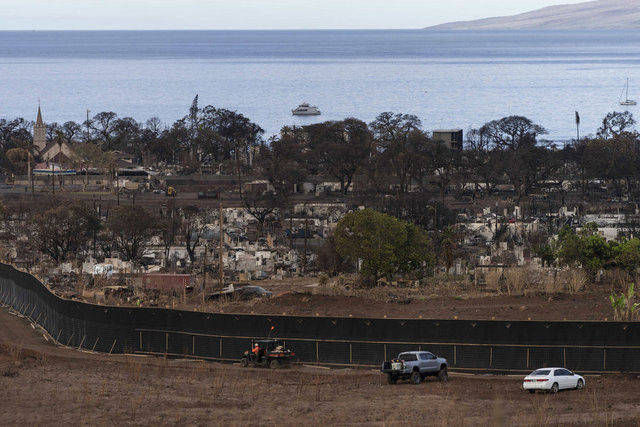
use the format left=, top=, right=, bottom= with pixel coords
left=1, top=263, right=639, bottom=373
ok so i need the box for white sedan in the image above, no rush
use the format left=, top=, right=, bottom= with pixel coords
left=523, top=368, right=585, bottom=393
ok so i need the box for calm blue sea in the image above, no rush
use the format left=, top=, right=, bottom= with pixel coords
left=1, top=30, right=640, bottom=142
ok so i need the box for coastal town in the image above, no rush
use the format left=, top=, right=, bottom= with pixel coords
left=0, top=101, right=638, bottom=321
left=4, top=1, right=640, bottom=423
left=2, top=98, right=640, bottom=424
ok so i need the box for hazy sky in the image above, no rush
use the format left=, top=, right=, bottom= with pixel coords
left=2, top=0, right=589, bottom=30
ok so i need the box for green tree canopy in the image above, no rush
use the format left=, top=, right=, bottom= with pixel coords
left=333, top=209, right=434, bottom=284
left=555, top=223, right=615, bottom=276
left=615, top=238, right=640, bottom=273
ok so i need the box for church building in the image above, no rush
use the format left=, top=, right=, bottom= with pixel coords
left=33, top=105, right=77, bottom=163
left=33, top=105, right=47, bottom=152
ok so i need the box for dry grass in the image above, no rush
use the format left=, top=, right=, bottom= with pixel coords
left=3, top=353, right=640, bottom=426
left=588, top=378, right=615, bottom=426
left=543, top=271, right=564, bottom=294
left=156, top=356, right=168, bottom=378
left=210, top=370, right=227, bottom=398
left=283, top=265, right=601, bottom=306
left=482, top=266, right=591, bottom=297
left=523, top=393, right=554, bottom=426
left=562, top=269, right=589, bottom=294
left=485, top=266, right=548, bottom=296
left=505, top=268, right=530, bottom=295
left=125, top=356, right=143, bottom=383
left=318, top=274, right=329, bottom=287
left=602, top=269, right=633, bottom=293
left=6, top=343, right=23, bottom=362
left=485, top=270, right=504, bottom=294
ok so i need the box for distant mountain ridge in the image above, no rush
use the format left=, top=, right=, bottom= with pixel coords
left=427, top=0, right=640, bottom=30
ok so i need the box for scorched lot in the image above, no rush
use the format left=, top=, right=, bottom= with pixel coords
left=1, top=307, right=640, bottom=426
left=196, top=278, right=620, bottom=322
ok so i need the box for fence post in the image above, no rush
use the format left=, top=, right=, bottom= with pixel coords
left=563, top=348, right=566, bottom=367
left=56, top=329, right=62, bottom=343
left=603, top=348, right=606, bottom=370
left=165, top=333, right=169, bottom=354
left=316, top=341, right=319, bottom=362
left=349, top=344, right=352, bottom=365
left=78, top=335, right=86, bottom=350
left=219, top=338, right=222, bottom=357
left=92, top=337, right=100, bottom=352
left=192, top=335, right=195, bottom=355
left=490, top=347, right=493, bottom=367
left=383, top=344, right=387, bottom=361
left=109, top=339, right=117, bottom=355
left=66, top=333, right=74, bottom=346
left=454, top=345, right=457, bottom=365
left=526, top=348, right=530, bottom=369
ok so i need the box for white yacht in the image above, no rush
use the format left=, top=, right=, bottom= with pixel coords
left=620, top=78, right=637, bottom=106
left=292, top=103, right=321, bottom=115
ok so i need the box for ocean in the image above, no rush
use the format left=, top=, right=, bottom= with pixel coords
left=1, top=30, right=639, bottom=143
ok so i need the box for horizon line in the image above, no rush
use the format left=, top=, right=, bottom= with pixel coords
left=0, top=28, right=422, bottom=32
left=0, top=27, right=630, bottom=32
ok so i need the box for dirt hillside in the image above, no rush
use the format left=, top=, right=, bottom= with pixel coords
left=2, top=305, right=640, bottom=425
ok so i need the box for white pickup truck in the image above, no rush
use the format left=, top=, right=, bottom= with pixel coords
left=381, top=351, right=448, bottom=384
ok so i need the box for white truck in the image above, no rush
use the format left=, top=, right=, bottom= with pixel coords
left=381, top=351, right=448, bottom=384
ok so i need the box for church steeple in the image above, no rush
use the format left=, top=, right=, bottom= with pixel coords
left=33, top=103, right=46, bottom=152
left=36, top=105, right=43, bottom=127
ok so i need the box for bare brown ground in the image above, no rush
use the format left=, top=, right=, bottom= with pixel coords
left=174, top=278, right=618, bottom=322
left=2, top=306, right=640, bottom=426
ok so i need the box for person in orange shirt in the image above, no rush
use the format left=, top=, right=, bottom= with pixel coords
left=252, top=343, right=261, bottom=362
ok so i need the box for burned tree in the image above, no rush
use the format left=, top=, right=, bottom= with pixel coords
left=107, top=205, right=155, bottom=265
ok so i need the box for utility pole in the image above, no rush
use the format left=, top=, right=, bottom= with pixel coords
left=93, top=199, right=98, bottom=257
left=27, top=142, right=33, bottom=198
left=303, top=218, right=308, bottom=272
left=494, top=201, right=498, bottom=237
left=168, top=200, right=175, bottom=271
left=51, top=163, right=54, bottom=195
left=116, top=170, right=120, bottom=206
left=219, top=201, right=224, bottom=291
left=30, top=150, right=34, bottom=196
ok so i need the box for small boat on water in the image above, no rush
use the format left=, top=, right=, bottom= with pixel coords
left=620, top=78, right=636, bottom=106
left=292, top=103, right=321, bottom=116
